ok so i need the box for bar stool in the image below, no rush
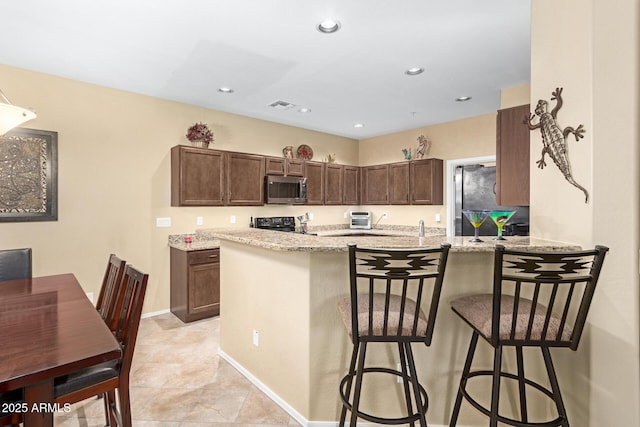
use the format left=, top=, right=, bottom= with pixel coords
left=337, top=243, right=450, bottom=427
left=449, top=244, right=608, bottom=427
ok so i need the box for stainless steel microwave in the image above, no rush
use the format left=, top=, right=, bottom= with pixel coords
left=265, top=175, right=307, bottom=204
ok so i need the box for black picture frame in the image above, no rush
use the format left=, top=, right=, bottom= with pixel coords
left=0, top=127, right=58, bottom=222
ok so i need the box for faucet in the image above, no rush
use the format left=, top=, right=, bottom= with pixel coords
left=418, top=219, right=425, bottom=237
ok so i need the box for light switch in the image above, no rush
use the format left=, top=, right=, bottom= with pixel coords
left=156, top=217, right=171, bottom=227
left=230, top=215, right=236, bottom=224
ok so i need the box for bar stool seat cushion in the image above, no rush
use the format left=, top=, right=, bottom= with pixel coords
left=338, top=293, right=428, bottom=338
left=451, top=294, right=573, bottom=342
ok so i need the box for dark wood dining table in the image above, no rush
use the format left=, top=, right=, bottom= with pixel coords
left=0, top=273, right=122, bottom=426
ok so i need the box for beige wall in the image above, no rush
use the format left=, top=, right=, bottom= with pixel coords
left=0, top=63, right=520, bottom=316
left=357, top=83, right=529, bottom=230
left=531, top=0, right=639, bottom=426
left=0, top=64, right=358, bottom=315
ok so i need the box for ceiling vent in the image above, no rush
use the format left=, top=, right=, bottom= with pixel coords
left=267, top=100, right=296, bottom=111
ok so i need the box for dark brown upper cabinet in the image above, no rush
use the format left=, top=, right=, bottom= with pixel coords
left=171, top=145, right=225, bottom=206
left=304, top=161, right=325, bottom=205
left=496, top=104, right=530, bottom=206
left=409, top=158, right=443, bottom=205
left=225, top=152, right=265, bottom=206
left=343, top=166, right=360, bottom=205
left=324, top=163, right=344, bottom=205
left=362, top=164, right=389, bottom=205
left=265, top=157, right=304, bottom=177
left=389, top=162, right=410, bottom=205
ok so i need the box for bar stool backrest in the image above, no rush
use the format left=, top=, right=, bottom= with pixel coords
left=348, top=243, right=450, bottom=345
left=492, top=244, right=608, bottom=350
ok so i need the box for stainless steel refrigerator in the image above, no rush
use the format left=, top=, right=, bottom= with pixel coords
left=454, top=164, right=529, bottom=237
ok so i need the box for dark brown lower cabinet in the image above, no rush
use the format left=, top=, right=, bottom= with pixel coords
left=170, top=247, right=220, bottom=322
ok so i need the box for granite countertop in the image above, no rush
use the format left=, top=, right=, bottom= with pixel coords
left=170, top=226, right=580, bottom=253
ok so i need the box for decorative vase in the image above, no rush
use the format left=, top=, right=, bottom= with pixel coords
left=190, top=140, right=209, bottom=148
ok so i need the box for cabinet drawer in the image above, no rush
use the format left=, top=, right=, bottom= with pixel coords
left=187, top=249, right=220, bottom=265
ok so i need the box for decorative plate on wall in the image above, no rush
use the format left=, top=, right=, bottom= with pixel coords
left=297, top=144, right=313, bottom=160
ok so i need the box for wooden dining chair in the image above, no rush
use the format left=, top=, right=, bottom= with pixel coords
left=95, top=254, right=127, bottom=327
left=0, top=248, right=32, bottom=282
left=53, top=264, right=149, bottom=427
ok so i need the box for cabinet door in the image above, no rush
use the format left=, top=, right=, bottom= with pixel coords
left=265, top=157, right=285, bottom=175
left=343, top=166, right=360, bottom=205
left=496, top=104, right=530, bottom=206
left=410, top=158, right=443, bottom=205
left=188, top=259, right=220, bottom=318
left=362, top=165, right=389, bottom=204
left=286, top=159, right=305, bottom=177
left=324, top=164, right=343, bottom=205
left=171, top=146, right=225, bottom=206
left=226, top=152, right=265, bottom=206
left=389, top=162, right=410, bottom=205
left=305, top=161, right=325, bottom=205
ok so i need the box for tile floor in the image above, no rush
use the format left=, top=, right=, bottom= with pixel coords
left=55, top=313, right=301, bottom=427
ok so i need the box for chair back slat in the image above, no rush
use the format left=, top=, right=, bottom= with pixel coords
left=110, top=265, right=148, bottom=374
left=96, top=254, right=126, bottom=328
left=492, top=245, right=608, bottom=349
left=348, top=243, right=450, bottom=345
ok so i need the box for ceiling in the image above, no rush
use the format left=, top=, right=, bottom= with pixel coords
left=0, top=1, right=531, bottom=139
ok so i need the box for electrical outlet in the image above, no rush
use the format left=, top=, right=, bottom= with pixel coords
left=382, top=212, right=388, bottom=219
left=252, top=329, right=259, bottom=347
left=343, top=211, right=348, bottom=219
left=86, top=292, right=94, bottom=304
left=435, top=213, right=441, bottom=222
left=308, top=212, right=314, bottom=221
left=230, top=215, right=236, bottom=224
left=196, top=216, right=204, bottom=226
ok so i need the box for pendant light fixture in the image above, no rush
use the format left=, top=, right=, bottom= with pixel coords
left=0, top=89, right=37, bottom=135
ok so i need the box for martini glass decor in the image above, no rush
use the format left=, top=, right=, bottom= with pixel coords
left=489, top=210, right=516, bottom=240
left=462, top=210, right=490, bottom=242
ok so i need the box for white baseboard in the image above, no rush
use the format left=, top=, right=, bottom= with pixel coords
left=217, top=349, right=461, bottom=427
left=141, top=308, right=170, bottom=319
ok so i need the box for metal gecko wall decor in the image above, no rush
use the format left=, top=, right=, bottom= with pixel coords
left=524, top=87, right=589, bottom=203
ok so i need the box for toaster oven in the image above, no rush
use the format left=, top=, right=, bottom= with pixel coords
left=350, top=211, right=371, bottom=229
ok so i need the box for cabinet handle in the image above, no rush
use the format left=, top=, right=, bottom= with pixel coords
left=209, top=255, right=218, bottom=259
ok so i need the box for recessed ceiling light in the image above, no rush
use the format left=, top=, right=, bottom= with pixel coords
left=456, top=96, right=472, bottom=102
left=353, top=123, right=364, bottom=128
left=218, top=87, right=234, bottom=93
left=298, top=107, right=312, bottom=113
left=317, top=20, right=341, bottom=34
left=405, top=67, right=424, bottom=76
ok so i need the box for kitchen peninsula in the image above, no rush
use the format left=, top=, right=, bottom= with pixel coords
left=171, top=227, right=579, bottom=425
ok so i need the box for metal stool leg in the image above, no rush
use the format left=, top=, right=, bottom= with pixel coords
left=398, top=342, right=416, bottom=427
left=516, top=346, right=529, bottom=423
left=450, top=332, right=479, bottom=426
left=340, top=341, right=360, bottom=427
left=405, top=342, right=428, bottom=427
left=541, top=347, right=570, bottom=427
left=489, top=345, right=503, bottom=427
left=350, top=341, right=368, bottom=427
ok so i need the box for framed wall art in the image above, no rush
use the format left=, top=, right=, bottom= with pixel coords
left=0, top=127, right=58, bottom=222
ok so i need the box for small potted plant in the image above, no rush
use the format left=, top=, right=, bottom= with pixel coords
left=186, top=122, right=214, bottom=148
